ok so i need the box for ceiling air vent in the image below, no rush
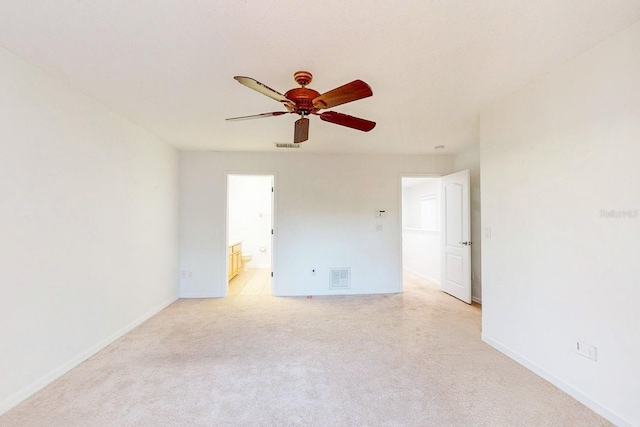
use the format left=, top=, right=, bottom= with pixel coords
left=275, top=143, right=300, bottom=148
left=329, top=268, right=351, bottom=290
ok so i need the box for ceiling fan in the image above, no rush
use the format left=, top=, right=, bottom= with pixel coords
left=226, top=71, right=375, bottom=143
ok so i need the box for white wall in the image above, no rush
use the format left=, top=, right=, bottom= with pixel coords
left=402, top=179, right=441, bottom=283
left=402, top=179, right=440, bottom=229
left=228, top=175, right=272, bottom=268
left=480, top=21, right=640, bottom=427
left=180, top=152, right=452, bottom=297
left=0, top=47, right=180, bottom=414
left=453, top=142, right=482, bottom=302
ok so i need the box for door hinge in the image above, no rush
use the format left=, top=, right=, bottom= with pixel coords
left=271, top=187, right=274, bottom=192
left=271, top=229, right=273, bottom=235
left=271, top=272, right=273, bottom=277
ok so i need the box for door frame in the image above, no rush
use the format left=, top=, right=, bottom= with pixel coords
left=225, top=172, right=277, bottom=296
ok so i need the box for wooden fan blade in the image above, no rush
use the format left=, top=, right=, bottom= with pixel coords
left=234, top=76, right=295, bottom=108
left=312, top=80, right=373, bottom=110
left=319, top=111, right=376, bottom=132
left=226, top=111, right=288, bottom=121
left=294, top=117, right=309, bottom=143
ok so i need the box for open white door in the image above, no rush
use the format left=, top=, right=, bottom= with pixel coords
left=440, top=170, right=471, bottom=303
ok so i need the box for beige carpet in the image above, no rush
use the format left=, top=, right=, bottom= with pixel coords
left=0, top=272, right=611, bottom=427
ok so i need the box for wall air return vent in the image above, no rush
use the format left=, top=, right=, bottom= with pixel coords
left=329, top=268, right=351, bottom=290
left=275, top=143, right=300, bottom=148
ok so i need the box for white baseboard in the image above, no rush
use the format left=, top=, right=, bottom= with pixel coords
left=179, top=292, right=223, bottom=298
left=0, top=294, right=179, bottom=416
left=482, top=334, right=632, bottom=427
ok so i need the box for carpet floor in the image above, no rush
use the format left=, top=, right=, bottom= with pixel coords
left=0, top=272, right=611, bottom=426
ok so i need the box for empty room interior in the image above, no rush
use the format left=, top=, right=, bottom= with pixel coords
left=1, top=2, right=639, bottom=426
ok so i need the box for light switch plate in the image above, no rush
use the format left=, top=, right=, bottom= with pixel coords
left=575, top=341, right=597, bottom=361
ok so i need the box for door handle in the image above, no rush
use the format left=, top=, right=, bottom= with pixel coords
left=459, top=241, right=472, bottom=246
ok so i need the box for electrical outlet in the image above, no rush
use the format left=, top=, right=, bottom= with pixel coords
left=485, top=227, right=492, bottom=238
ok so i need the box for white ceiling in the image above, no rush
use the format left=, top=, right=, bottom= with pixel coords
left=2, top=1, right=640, bottom=154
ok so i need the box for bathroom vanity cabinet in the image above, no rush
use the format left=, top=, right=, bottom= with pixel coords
left=228, top=242, right=242, bottom=281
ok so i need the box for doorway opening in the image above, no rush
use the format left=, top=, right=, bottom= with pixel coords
left=401, top=171, right=473, bottom=304
left=401, top=176, right=442, bottom=287
left=226, top=174, right=274, bottom=296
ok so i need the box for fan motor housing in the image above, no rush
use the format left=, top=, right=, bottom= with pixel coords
left=284, top=87, right=321, bottom=115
